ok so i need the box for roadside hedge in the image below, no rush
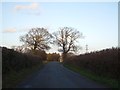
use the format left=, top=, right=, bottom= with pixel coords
left=2, top=47, right=42, bottom=75
left=64, top=48, right=119, bottom=80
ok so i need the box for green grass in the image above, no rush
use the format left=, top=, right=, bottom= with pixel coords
left=64, top=64, right=119, bottom=88
left=3, top=63, right=44, bottom=88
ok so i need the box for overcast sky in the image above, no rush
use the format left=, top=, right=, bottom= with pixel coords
left=1, top=2, right=118, bottom=54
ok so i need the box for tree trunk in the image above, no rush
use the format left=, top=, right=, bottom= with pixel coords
left=62, top=52, right=67, bottom=62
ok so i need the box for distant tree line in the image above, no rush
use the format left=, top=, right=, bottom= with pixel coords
left=64, top=47, right=119, bottom=80
left=47, top=53, right=60, bottom=61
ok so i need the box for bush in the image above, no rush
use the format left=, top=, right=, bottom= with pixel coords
left=2, top=47, right=42, bottom=75
left=65, top=47, right=119, bottom=80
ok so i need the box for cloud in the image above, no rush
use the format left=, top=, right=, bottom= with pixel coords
left=3, top=28, right=17, bottom=33
left=3, top=27, right=32, bottom=33
left=14, top=2, right=41, bottom=15
left=15, top=2, right=39, bottom=11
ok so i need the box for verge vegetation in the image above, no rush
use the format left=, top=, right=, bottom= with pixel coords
left=2, top=47, right=44, bottom=88
left=63, top=47, right=119, bottom=88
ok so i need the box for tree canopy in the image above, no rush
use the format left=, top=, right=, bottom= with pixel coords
left=20, top=28, right=52, bottom=51
left=53, top=27, right=83, bottom=61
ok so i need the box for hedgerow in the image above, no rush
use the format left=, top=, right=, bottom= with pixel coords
left=64, top=47, right=119, bottom=79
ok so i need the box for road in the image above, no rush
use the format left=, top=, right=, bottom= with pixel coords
left=16, top=61, right=108, bottom=88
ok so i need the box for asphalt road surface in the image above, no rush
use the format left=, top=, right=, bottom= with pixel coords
left=16, top=61, right=108, bottom=88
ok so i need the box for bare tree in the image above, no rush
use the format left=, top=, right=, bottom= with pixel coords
left=20, top=28, right=52, bottom=51
left=53, top=27, right=83, bottom=61
left=12, top=45, right=31, bottom=53
left=11, top=45, right=24, bottom=52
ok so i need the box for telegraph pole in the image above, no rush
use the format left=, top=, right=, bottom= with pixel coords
left=86, top=44, right=88, bottom=53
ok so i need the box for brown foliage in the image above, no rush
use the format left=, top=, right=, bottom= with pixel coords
left=65, top=47, right=119, bottom=79
left=47, top=53, right=60, bottom=61
left=31, top=50, right=47, bottom=60
left=2, top=47, right=43, bottom=75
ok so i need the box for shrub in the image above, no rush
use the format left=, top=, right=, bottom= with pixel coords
left=65, top=47, right=119, bottom=79
left=2, top=47, right=42, bottom=75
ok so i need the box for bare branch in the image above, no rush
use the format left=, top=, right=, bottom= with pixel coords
left=53, top=27, right=83, bottom=61
left=20, top=27, right=52, bottom=51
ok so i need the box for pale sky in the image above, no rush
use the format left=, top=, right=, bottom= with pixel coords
left=1, top=2, right=118, bottom=54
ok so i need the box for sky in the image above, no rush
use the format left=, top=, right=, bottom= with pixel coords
left=1, top=2, right=118, bottom=54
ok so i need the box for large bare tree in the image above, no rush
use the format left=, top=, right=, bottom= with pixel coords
left=53, top=27, right=83, bottom=61
left=20, top=28, right=52, bottom=51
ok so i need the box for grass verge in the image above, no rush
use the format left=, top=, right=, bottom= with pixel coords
left=3, top=63, right=44, bottom=88
left=64, top=64, right=118, bottom=88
